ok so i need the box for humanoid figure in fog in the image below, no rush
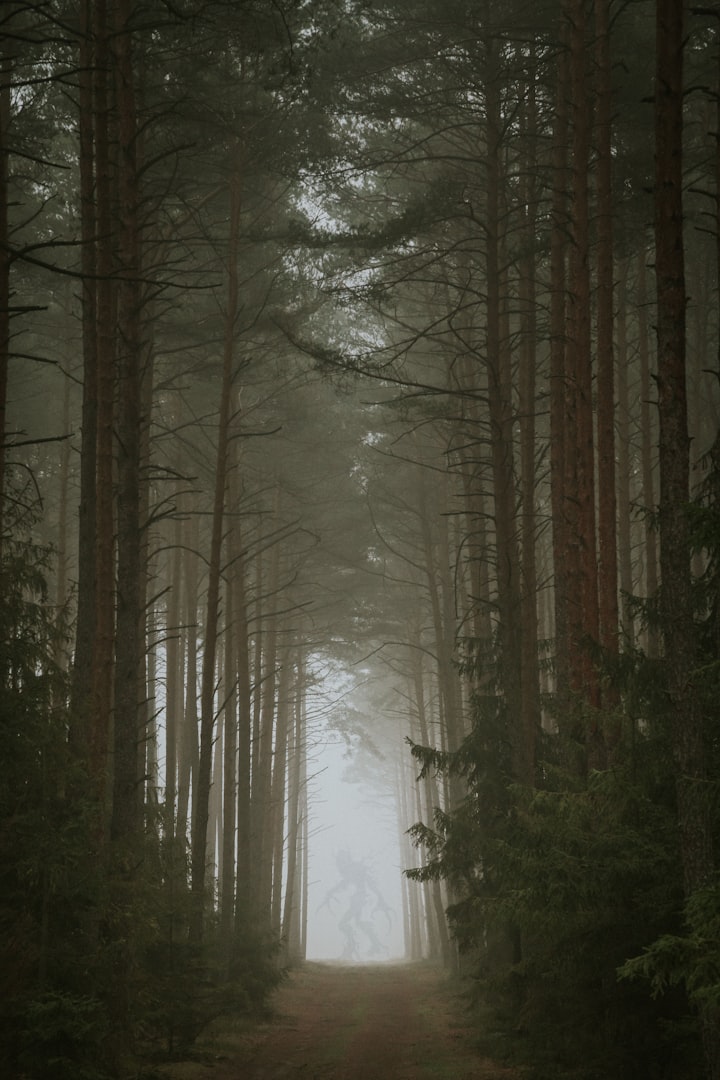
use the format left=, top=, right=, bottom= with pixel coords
left=318, top=850, right=393, bottom=961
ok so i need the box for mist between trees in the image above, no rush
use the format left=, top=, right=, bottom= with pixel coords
left=1, top=1, right=720, bottom=1078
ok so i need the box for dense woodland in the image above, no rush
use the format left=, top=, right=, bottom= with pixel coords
left=2, top=0, right=720, bottom=1077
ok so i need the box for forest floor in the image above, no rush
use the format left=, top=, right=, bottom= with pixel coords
left=156, top=960, right=522, bottom=1080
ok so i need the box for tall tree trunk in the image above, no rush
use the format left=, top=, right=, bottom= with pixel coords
left=255, top=530, right=281, bottom=924
left=438, top=506, right=463, bottom=752
left=298, top=736, right=309, bottom=960
left=164, top=507, right=184, bottom=832
left=0, top=38, right=10, bottom=557
left=55, top=360, right=72, bottom=668
left=282, top=654, right=305, bottom=963
left=234, top=512, right=253, bottom=927
left=397, top=740, right=415, bottom=961
left=615, top=263, right=635, bottom=648
left=594, top=0, right=619, bottom=680
left=417, top=477, right=462, bottom=810
left=137, top=332, right=155, bottom=817
left=177, top=519, right=198, bottom=842
left=270, top=644, right=291, bottom=934
left=549, top=27, right=570, bottom=706
left=518, top=60, right=540, bottom=787
left=70, top=0, right=99, bottom=752
left=455, top=351, right=493, bottom=694
left=145, top=601, right=158, bottom=811
left=90, top=0, right=116, bottom=824
left=112, top=0, right=144, bottom=845
left=190, top=169, right=241, bottom=943
left=565, top=0, right=601, bottom=758
left=220, top=587, right=237, bottom=953
left=396, top=761, right=413, bottom=961
left=655, top=2, right=718, bottom=1072
left=398, top=754, right=425, bottom=961
left=483, top=20, right=524, bottom=780
left=249, top=545, right=264, bottom=903
left=637, top=252, right=660, bottom=658
left=208, top=706, right=223, bottom=894
left=409, top=646, right=451, bottom=965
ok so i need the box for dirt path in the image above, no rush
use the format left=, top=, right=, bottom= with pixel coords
left=162, top=961, right=519, bottom=1080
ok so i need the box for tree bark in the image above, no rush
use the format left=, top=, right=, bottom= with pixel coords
left=655, top=1, right=718, bottom=1070
left=164, top=506, right=184, bottom=832
left=549, top=26, right=570, bottom=705
left=483, top=20, right=524, bottom=781
left=409, top=647, right=451, bottom=966
left=282, top=653, right=305, bottom=963
left=233, top=509, right=253, bottom=927
left=190, top=168, right=241, bottom=943
left=615, top=263, right=635, bottom=648
left=177, top=516, right=198, bottom=842
left=518, top=58, right=540, bottom=787
left=594, top=0, right=619, bottom=678
left=0, top=37, right=11, bottom=558
left=220, top=578, right=237, bottom=952
left=270, top=644, right=291, bottom=934
left=112, top=0, right=144, bottom=845
left=637, top=251, right=660, bottom=658
left=565, top=0, right=601, bottom=756
left=255, top=526, right=281, bottom=924
left=90, top=0, right=116, bottom=821
left=417, top=475, right=462, bottom=808
left=70, top=0, right=99, bottom=752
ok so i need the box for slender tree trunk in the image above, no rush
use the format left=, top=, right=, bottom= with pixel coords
left=55, top=365, right=72, bottom=665
left=398, top=752, right=415, bottom=960
left=655, top=0, right=711, bottom=921
left=137, top=332, right=155, bottom=817
left=220, top=579, right=237, bottom=953
left=637, top=252, right=660, bottom=657
left=190, top=169, right=241, bottom=943
left=518, top=61, right=540, bottom=787
left=0, top=40, right=10, bottom=557
left=234, top=513, right=253, bottom=927
left=145, top=602, right=158, bottom=811
left=90, top=0, right=116, bottom=822
left=409, top=649, right=451, bottom=965
left=270, top=645, right=291, bottom=933
left=616, top=263, right=635, bottom=648
left=549, top=28, right=570, bottom=705
left=414, top=755, right=436, bottom=962
left=565, top=0, right=601, bottom=756
left=71, top=0, right=99, bottom=751
left=281, top=655, right=304, bottom=962
left=396, top=761, right=413, bottom=960
left=655, top=2, right=718, bottom=1071
left=298, top=733, right=309, bottom=960
left=437, top=507, right=463, bottom=753
left=255, top=531, right=281, bottom=924
left=208, top=706, right=223, bottom=892
left=112, top=0, right=144, bottom=845
left=164, top=508, right=183, bottom=831
left=483, top=21, right=524, bottom=780
left=177, top=519, right=197, bottom=842
left=398, top=755, right=425, bottom=961
left=594, top=0, right=619, bottom=679
left=249, top=545, right=264, bottom=903
left=418, top=477, right=462, bottom=810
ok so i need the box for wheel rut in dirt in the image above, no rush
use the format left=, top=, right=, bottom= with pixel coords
left=200, top=961, right=518, bottom=1080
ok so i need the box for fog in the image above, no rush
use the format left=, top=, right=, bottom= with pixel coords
left=306, top=736, right=405, bottom=962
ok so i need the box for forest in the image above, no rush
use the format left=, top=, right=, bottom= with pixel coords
left=1, top=0, right=719, bottom=1078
